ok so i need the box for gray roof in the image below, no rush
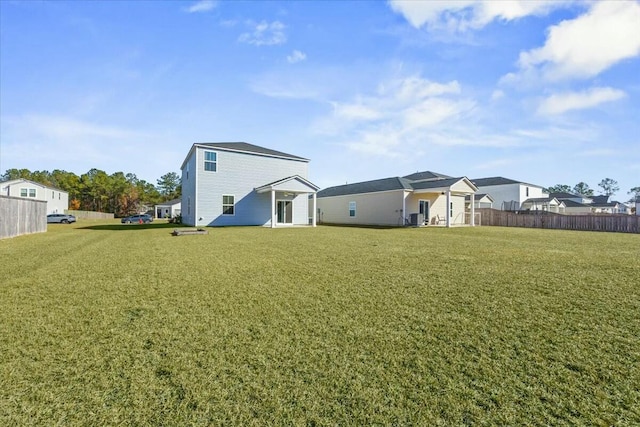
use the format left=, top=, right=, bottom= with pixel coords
left=317, top=177, right=413, bottom=198
left=197, top=142, right=308, bottom=161
left=472, top=176, right=543, bottom=188
left=156, top=198, right=181, bottom=206
left=465, top=193, right=492, bottom=201
left=403, top=171, right=452, bottom=181
left=591, top=195, right=609, bottom=204
left=562, top=200, right=590, bottom=208
left=549, top=192, right=584, bottom=200
left=317, top=172, right=474, bottom=198
left=411, top=177, right=465, bottom=190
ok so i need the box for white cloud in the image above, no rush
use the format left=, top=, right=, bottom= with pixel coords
left=537, top=87, right=626, bottom=115
left=287, top=50, right=307, bottom=64
left=184, top=0, right=217, bottom=14
left=314, top=75, right=478, bottom=155
left=238, top=21, right=286, bottom=46
left=515, top=1, right=640, bottom=82
left=388, top=0, right=575, bottom=32
left=491, top=90, right=505, bottom=101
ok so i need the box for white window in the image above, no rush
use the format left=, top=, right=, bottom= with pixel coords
left=449, top=202, right=453, bottom=218
left=349, top=201, right=356, bottom=217
left=52, top=191, right=54, bottom=199
left=29, top=189, right=36, bottom=197
left=526, top=187, right=529, bottom=197
left=204, top=151, right=217, bottom=172
left=223, top=195, right=235, bottom=215
left=20, top=188, right=27, bottom=197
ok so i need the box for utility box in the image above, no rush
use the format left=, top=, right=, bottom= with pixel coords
left=409, top=213, right=425, bottom=226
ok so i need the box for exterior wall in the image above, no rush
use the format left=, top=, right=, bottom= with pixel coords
left=477, top=183, right=546, bottom=210
left=0, top=195, right=47, bottom=239
left=1, top=180, right=68, bottom=214
left=185, top=147, right=309, bottom=227
left=636, top=201, right=640, bottom=216
left=564, top=206, right=595, bottom=215
left=181, top=153, right=198, bottom=226
left=317, top=190, right=405, bottom=226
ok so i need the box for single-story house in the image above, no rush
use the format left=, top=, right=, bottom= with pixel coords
left=155, top=199, right=181, bottom=219
left=316, top=171, right=478, bottom=227
left=465, top=193, right=494, bottom=209
left=180, top=142, right=319, bottom=227
left=0, top=178, right=69, bottom=215
left=521, top=197, right=565, bottom=213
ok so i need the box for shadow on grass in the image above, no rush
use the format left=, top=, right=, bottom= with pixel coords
left=78, top=223, right=189, bottom=231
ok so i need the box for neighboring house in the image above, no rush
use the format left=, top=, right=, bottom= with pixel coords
left=180, top=142, right=319, bottom=227
left=549, top=192, right=628, bottom=215
left=465, top=193, right=494, bottom=209
left=0, top=178, right=68, bottom=214
left=520, top=197, right=565, bottom=213
left=636, top=200, right=640, bottom=216
left=471, top=177, right=554, bottom=212
left=316, top=171, right=478, bottom=227
left=155, top=199, right=181, bottom=219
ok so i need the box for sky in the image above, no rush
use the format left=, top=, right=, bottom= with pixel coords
left=1, top=0, right=639, bottom=200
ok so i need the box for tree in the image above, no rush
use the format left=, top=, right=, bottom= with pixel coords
left=545, top=184, right=572, bottom=194
left=156, top=172, right=181, bottom=200
left=598, top=178, right=619, bottom=197
left=629, top=186, right=640, bottom=202
left=573, top=182, right=593, bottom=197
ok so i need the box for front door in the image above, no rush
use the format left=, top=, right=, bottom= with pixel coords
left=277, top=200, right=293, bottom=224
left=419, top=200, right=430, bottom=225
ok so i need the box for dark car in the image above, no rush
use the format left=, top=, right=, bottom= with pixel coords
left=47, top=214, right=76, bottom=224
left=121, top=214, right=153, bottom=224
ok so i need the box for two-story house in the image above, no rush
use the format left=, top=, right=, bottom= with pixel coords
left=0, top=178, right=69, bottom=214
left=472, top=177, right=564, bottom=213
left=180, top=142, right=319, bottom=227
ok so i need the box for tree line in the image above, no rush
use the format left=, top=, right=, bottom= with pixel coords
left=545, top=178, right=640, bottom=202
left=1, top=168, right=181, bottom=217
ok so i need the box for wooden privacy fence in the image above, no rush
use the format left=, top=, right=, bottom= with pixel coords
left=65, top=210, right=114, bottom=220
left=478, top=208, right=640, bottom=234
left=0, top=195, right=47, bottom=239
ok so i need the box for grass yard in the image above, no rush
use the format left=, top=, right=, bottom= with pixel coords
left=1, top=222, right=639, bottom=425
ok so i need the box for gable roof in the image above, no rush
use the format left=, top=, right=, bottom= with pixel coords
left=471, top=176, right=543, bottom=188
left=402, top=171, right=452, bottom=181
left=465, top=193, right=494, bottom=202
left=181, top=142, right=308, bottom=170
left=197, top=142, right=308, bottom=161
left=317, top=173, right=477, bottom=198
left=156, top=198, right=182, bottom=206
left=0, top=178, right=66, bottom=193
left=317, top=176, right=413, bottom=198
left=255, top=175, right=320, bottom=193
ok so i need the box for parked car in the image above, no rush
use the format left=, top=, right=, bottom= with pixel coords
left=121, top=214, right=153, bottom=224
left=47, top=214, right=76, bottom=224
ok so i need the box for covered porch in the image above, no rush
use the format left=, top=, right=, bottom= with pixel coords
left=404, top=177, right=479, bottom=227
left=255, top=175, right=320, bottom=228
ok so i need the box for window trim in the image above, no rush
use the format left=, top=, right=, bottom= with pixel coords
left=349, top=201, right=356, bottom=217
left=28, top=188, right=36, bottom=198
left=204, top=150, right=217, bottom=172
left=20, top=188, right=27, bottom=197
left=222, top=194, right=235, bottom=216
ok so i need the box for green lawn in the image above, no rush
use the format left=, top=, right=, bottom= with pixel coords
left=1, top=222, right=639, bottom=425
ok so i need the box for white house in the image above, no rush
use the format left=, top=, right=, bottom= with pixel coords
left=472, top=177, right=557, bottom=212
left=465, top=193, right=494, bottom=209
left=180, top=142, right=319, bottom=227
left=316, top=171, right=478, bottom=227
left=0, top=178, right=68, bottom=214
left=155, top=199, right=181, bottom=219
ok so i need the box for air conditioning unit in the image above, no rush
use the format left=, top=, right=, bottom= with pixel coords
left=409, top=213, right=425, bottom=226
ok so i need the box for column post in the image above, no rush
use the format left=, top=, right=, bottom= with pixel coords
left=312, top=193, right=317, bottom=227
left=470, top=193, right=475, bottom=226
left=271, top=190, right=276, bottom=228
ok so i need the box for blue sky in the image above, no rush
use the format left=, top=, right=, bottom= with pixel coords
left=1, top=0, right=639, bottom=199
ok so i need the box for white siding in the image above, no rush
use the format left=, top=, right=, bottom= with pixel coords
left=1, top=180, right=69, bottom=214
left=190, top=147, right=309, bottom=227
left=476, top=183, right=547, bottom=210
